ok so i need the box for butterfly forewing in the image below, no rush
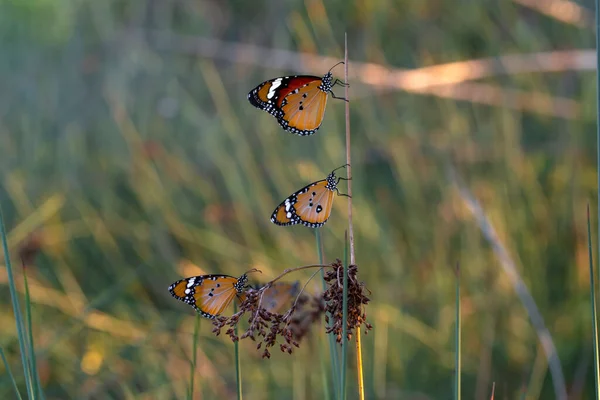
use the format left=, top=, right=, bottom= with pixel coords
left=168, top=274, right=246, bottom=319
left=271, top=175, right=337, bottom=228
left=248, top=71, right=336, bottom=136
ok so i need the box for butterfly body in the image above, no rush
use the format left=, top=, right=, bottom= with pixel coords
left=271, top=168, right=347, bottom=228
left=248, top=68, right=342, bottom=136
left=168, top=273, right=249, bottom=319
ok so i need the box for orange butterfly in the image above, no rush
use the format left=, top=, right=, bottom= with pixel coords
left=247, top=62, right=347, bottom=136
left=168, top=272, right=254, bottom=319
left=260, top=281, right=301, bottom=313
left=271, top=165, right=349, bottom=228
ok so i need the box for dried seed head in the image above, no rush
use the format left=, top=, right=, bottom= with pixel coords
left=322, top=259, right=372, bottom=344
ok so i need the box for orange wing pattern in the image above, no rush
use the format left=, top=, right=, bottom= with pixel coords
left=247, top=71, right=337, bottom=136
left=168, top=274, right=249, bottom=319
left=262, top=281, right=301, bottom=313
left=271, top=170, right=341, bottom=228
left=279, top=81, right=329, bottom=135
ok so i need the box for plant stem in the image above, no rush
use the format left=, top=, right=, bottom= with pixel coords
left=588, top=204, right=600, bottom=399
left=189, top=314, right=201, bottom=400
left=234, top=302, right=242, bottom=400
left=0, top=208, right=35, bottom=399
left=23, top=264, right=43, bottom=399
left=341, top=232, right=349, bottom=400
left=344, top=31, right=364, bottom=400
left=316, top=228, right=340, bottom=400
left=454, top=263, right=461, bottom=400
left=0, top=348, right=23, bottom=400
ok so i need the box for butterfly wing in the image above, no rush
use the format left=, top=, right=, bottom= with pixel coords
left=271, top=179, right=336, bottom=228
left=168, top=274, right=241, bottom=319
left=263, top=281, right=301, bottom=313
left=248, top=75, right=328, bottom=136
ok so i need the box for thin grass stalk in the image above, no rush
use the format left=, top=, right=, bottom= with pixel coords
left=318, top=334, right=332, bottom=400
left=0, top=348, right=23, bottom=400
left=341, top=231, right=349, bottom=399
left=188, top=314, right=201, bottom=400
left=588, top=205, right=600, bottom=399
left=233, top=302, right=242, bottom=400
left=343, top=32, right=364, bottom=400
left=316, top=228, right=340, bottom=400
left=23, top=265, right=43, bottom=399
left=454, top=263, right=461, bottom=400
left=0, top=208, right=35, bottom=399
left=595, top=0, right=600, bottom=395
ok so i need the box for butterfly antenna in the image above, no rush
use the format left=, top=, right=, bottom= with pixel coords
left=328, top=61, right=345, bottom=74
left=243, top=268, right=262, bottom=276
left=331, top=164, right=350, bottom=174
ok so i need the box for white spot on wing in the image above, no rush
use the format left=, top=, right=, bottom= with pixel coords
left=267, top=78, right=283, bottom=99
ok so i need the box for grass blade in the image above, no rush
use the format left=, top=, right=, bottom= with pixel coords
left=341, top=231, right=349, bottom=399
left=22, top=263, right=44, bottom=399
left=188, top=314, right=201, bottom=400
left=0, top=347, right=23, bottom=400
left=234, top=302, right=242, bottom=400
left=316, top=228, right=340, bottom=400
left=0, top=207, right=35, bottom=399
left=587, top=204, right=600, bottom=399
left=454, top=263, right=461, bottom=400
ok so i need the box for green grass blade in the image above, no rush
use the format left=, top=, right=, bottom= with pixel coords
left=587, top=205, right=600, bottom=399
left=454, top=263, right=461, bottom=400
left=316, top=228, right=340, bottom=400
left=188, top=314, right=201, bottom=400
left=318, top=333, right=332, bottom=400
left=23, top=265, right=44, bottom=399
left=341, top=232, right=349, bottom=399
left=0, top=347, right=23, bottom=400
left=0, top=208, right=35, bottom=399
left=234, top=303, right=242, bottom=400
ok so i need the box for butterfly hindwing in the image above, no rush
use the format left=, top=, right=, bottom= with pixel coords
left=263, top=281, right=301, bottom=313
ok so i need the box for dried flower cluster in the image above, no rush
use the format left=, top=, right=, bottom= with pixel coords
left=323, top=260, right=372, bottom=343
left=212, top=261, right=371, bottom=358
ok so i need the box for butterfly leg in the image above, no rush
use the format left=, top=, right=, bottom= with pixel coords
left=333, top=79, right=350, bottom=87
left=335, top=188, right=352, bottom=198
left=330, top=91, right=349, bottom=102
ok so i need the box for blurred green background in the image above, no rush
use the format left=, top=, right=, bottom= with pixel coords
left=0, top=0, right=598, bottom=398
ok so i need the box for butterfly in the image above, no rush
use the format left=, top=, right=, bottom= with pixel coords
left=271, top=165, right=350, bottom=228
left=260, top=281, right=301, bottom=313
left=247, top=62, right=347, bottom=136
left=168, top=270, right=257, bottom=319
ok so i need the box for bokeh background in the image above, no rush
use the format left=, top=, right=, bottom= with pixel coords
left=1, top=0, right=598, bottom=398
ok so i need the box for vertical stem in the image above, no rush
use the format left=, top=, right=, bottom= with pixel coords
left=341, top=233, right=348, bottom=399
left=588, top=205, right=600, bottom=399
left=0, top=348, right=23, bottom=400
left=454, top=263, right=461, bottom=400
left=0, top=208, right=34, bottom=400
left=344, top=32, right=364, bottom=400
left=189, top=314, right=201, bottom=400
left=317, top=229, right=340, bottom=399
left=23, top=264, right=43, bottom=399
left=234, top=303, right=242, bottom=400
